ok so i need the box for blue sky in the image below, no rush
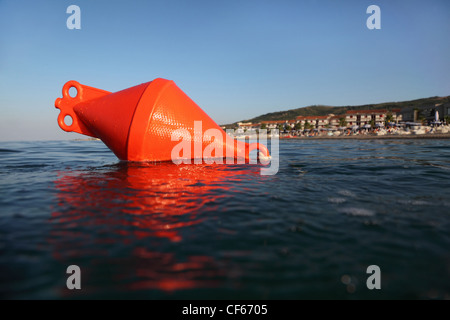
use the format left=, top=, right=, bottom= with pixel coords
left=1, top=0, right=449, bottom=141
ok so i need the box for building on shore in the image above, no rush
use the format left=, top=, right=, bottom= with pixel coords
left=260, top=120, right=288, bottom=130
left=329, top=115, right=342, bottom=128
left=345, top=109, right=401, bottom=127
left=400, top=103, right=450, bottom=123
left=295, top=115, right=331, bottom=129
left=287, top=119, right=297, bottom=129
left=236, top=122, right=262, bottom=131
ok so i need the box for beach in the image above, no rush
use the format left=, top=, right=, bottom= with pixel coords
left=281, top=133, right=450, bottom=140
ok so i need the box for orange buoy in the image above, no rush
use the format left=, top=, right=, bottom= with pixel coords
left=55, top=79, right=269, bottom=162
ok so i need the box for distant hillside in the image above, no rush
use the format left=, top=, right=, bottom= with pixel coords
left=222, top=95, right=450, bottom=127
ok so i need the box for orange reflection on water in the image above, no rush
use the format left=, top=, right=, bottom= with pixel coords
left=129, top=247, right=225, bottom=292
left=52, top=162, right=255, bottom=242
left=50, top=162, right=259, bottom=294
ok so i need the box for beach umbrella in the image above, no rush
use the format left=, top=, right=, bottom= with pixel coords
left=363, top=124, right=371, bottom=129
left=351, top=125, right=359, bottom=130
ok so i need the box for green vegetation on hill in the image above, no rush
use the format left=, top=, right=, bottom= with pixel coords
left=248, top=105, right=335, bottom=123
left=222, top=95, right=450, bottom=128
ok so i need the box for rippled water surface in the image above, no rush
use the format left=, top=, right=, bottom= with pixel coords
left=0, top=139, right=449, bottom=299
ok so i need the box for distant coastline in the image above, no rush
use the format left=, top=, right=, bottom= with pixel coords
left=223, top=95, right=450, bottom=128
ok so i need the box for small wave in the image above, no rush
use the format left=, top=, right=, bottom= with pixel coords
left=340, top=207, right=375, bottom=217
left=6, top=164, right=50, bottom=170
left=337, top=190, right=357, bottom=198
left=397, top=199, right=428, bottom=206
left=327, top=197, right=346, bottom=204
left=428, top=163, right=450, bottom=171
left=0, top=148, right=21, bottom=153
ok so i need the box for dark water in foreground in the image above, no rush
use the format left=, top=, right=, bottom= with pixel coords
left=0, top=139, right=449, bottom=299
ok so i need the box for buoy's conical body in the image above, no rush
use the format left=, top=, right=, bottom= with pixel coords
left=55, top=78, right=269, bottom=162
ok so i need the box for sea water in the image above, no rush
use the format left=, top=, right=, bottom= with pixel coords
left=0, top=139, right=449, bottom=299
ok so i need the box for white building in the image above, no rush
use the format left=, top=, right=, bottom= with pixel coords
left=345, top=109, right=402, bottom=127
